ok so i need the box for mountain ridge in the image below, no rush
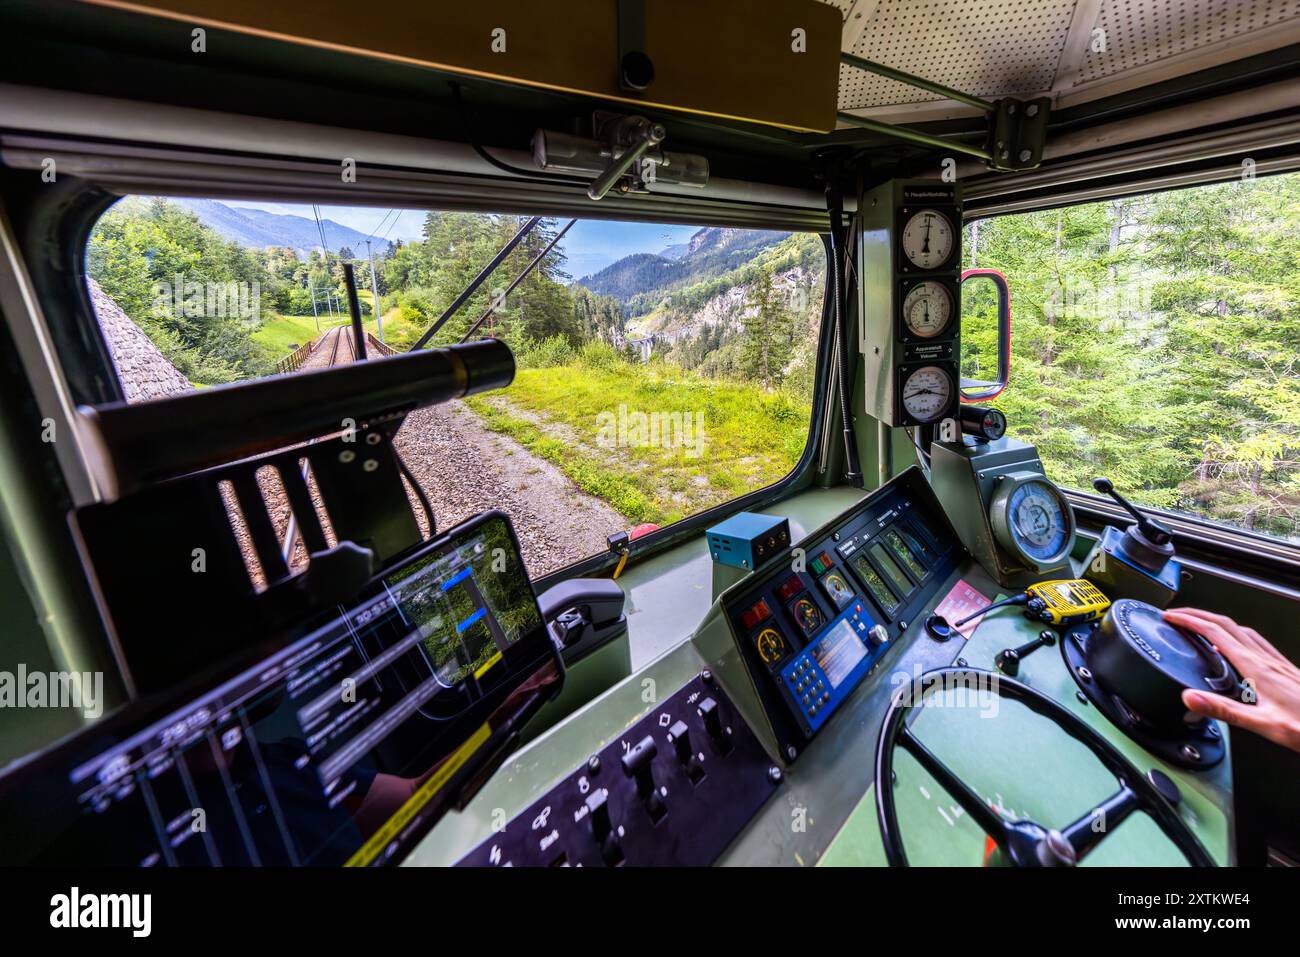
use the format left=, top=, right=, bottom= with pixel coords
left=577, top=226, right=790, bottom=314
left=173, top=198, right=373, bottom=255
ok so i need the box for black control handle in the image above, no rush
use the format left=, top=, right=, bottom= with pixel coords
left=1092, top=477, right=1173, bottom=547
left=622, top=735, right=667, bottom=821
left=994, top=630, right=1056, bottom=677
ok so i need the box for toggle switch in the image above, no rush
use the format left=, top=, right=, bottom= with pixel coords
left=621, top=735, right=667, bottom=822
left=667, top=719, right=705, bottom=784
left=697, top=697, right=733, bottom=756
left=585, top=787, right=623, bottom=865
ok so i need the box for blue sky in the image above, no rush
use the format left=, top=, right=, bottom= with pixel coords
left=226, top=201, right=699, bottom=278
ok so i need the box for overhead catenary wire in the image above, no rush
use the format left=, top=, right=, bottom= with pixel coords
left=408, top=215, right=542, bottom=351
left=380, top=210, right=404, bottom=243
left=365, top=208, right=398, bottom=245
left=312, top=204, right=332, bottom=255
left=460, top=218, right=577, bottom=343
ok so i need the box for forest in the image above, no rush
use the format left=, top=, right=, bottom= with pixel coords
left=85, top=174, right=1299, bottom=543
left=962, top=173, right=1299, bottom=542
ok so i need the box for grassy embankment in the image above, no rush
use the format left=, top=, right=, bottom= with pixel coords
left=252, top=314, right=810, bottom=527
left=464, top=349, right=810, bottom=525
left=251, top=292, right=421, bottom=360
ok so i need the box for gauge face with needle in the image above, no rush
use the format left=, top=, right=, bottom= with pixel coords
left=990, top=474, right=1075, bottom=568
left=900, top=209, right=955, bottom=269
left=901, top=365, right=953, bottom=422
left=1009, top=481, right=1069, bottom=558
left=902, top=281, right=952, bottom=338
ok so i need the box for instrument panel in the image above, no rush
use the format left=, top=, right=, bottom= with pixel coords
left=988, top=471, right=1076, bottom=569
left=725, top=468, right=963, bottom=759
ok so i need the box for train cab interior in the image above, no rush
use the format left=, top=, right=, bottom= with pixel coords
left=0, top=0, right=1298, bottom=878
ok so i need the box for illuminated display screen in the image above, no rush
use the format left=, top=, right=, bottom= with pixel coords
left=870, top=542, right=913, bottom=596
left=884, top=528, right=927, bottom=580
left=851, top=554, right=900, bottom=615
left=0, top=514, right=552, bottom=867
left=895, top=521, right=935, bottom=567
left=812, top=618, right=868, bottom=689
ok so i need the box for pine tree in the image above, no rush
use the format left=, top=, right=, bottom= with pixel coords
left=739, top=269, right=794, bottom=389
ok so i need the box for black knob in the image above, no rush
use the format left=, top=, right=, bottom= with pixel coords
left=667, top=720, right=704, bottom=784
left=585, top=788, right=623, bottom=866
left=621, top=734, right=666, bottom=822
left=925, top=615, right=954, bottom=641
left=995, top=630, right=1056, bottom=677
left=620, top=51, right=655, bottom=91
left=697, top=697, right=733, bottom=755
left=668, top=721, right=692, bottom=764
left=993, top=646, right=1022, bottom=677
left=1147, top=769, right=1182, bottom=807
left=586, top=787, right=612, bottom=842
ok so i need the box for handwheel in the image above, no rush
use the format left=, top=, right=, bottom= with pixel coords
left=874, top=667, right=1215, bottom=867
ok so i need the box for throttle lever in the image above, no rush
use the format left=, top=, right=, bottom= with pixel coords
left=1092, top=477, right=1175, bottom=572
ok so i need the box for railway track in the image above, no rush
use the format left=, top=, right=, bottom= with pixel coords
left=265, top=320, right=622, bottom=580
left=276, top=326, right=360, bottom=564
left=298, top=325, right=356, bottom=373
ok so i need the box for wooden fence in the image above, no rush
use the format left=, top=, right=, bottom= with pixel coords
left=366, top=332, right=399, bottom=358
left=275, top=335, right=319, bottom=374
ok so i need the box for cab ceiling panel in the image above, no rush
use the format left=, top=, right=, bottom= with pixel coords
left=828, top=0, right=1300, bottom=122
left=75, top=0, right=842, bottom=133
left=835, top=0, right=1077, bottom=111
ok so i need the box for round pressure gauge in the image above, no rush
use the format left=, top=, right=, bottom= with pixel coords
left=902, top=281, right=953, bottom=338
left=754, top=626, right=787, bottom=666
left=901, top=209, right=955, bottom=269
left=900, top=365, right=953, bottom=423
left=989, top=472, right=1076, bottom=569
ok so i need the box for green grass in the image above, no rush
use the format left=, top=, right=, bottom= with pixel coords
left=464, top=358, right=811, bottom=525
left=251, top=314, right=337, bottom=357
left=252, top=296, right=418, bottom=361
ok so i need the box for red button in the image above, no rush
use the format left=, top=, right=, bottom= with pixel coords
left=741, top=598, right=771, bottom=630
left=776, top=575, right=803, bottom=602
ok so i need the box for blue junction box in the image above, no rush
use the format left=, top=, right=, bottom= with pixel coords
left=706, top=512, right=791, bottom=570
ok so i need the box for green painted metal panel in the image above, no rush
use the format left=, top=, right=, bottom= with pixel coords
left=821, top=604, right=1232, bottom=866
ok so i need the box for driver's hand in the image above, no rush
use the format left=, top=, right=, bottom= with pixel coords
left=1164, top=607, right=1300, bottom=754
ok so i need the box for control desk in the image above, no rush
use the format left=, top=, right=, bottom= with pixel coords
left=725, top=468, right=960, bottom=759
left=413, top=467, right=1234, bottom=867
left=1, top=470, right=1237, bottom=868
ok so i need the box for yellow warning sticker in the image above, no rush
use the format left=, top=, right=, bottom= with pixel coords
left=344, top=720, right=493, bottom=867
left=473, top=650, right=503, bottom=680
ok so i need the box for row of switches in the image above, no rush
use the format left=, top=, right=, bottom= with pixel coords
left=585, top=696, right=734, bottom=864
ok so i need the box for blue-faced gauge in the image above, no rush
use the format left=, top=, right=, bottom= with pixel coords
left=989, top=473, right=1075, bottom=569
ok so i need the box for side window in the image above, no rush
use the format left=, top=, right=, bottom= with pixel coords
left=963, top=173, right=1300, bottom=544
left=84, top=199, right=826, bottom=573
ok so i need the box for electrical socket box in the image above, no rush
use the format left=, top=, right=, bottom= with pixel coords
left=707, top=512, right=790, bottom=571
left=858, top=179, right=963, bottom=428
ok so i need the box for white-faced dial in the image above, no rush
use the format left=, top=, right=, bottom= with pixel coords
left=901, top=209, right=954, bottom=269
left=901, top=365, right=953, bottom=422
left=902, top=281, right=952, bottom=338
